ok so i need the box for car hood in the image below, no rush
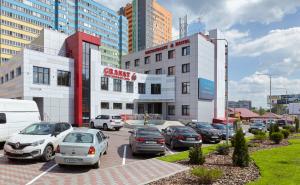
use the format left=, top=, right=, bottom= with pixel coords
left=7, top=134, right=51, bottom=144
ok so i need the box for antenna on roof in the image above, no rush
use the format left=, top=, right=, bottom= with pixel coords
left=179, top=15, right=187, bottom=39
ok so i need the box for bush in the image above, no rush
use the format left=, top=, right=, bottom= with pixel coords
left=253, top=131, right=267, bottom=142
left=282, top=125, right=291, bottom=130
left=232, top=128, right=250, bottom=167
left=248, top=142, right=260, bottom=147
left=189, top=145, right=205, bottom=165
left=289, top=126, right=296, bottom=133
left=269, top=124, right=280, bottom=139
left=216, top=144, right=230, bottom=155
left=270, top=132, right=284, bottom=144
left=280, top=129, right=290, bottom=139
left=230, top=135, right=236, bottom=147
left=296, top=118, right=299, bottom=133
left=191, top=167, right=223, bottom=184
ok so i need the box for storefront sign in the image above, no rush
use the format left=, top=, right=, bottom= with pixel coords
left=145, top=39, right=190, bottom=55
left=198, top=78, right=215, bottom=100
left=104, top=68, right=136, bottom=81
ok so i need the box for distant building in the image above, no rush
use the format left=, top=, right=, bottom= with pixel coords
left=119, top=0, right=172, bottom=53
left=228, top=100, right=252, bottom=110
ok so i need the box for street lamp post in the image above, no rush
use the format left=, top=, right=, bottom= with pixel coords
left=211, top=38, right=229, bottom=145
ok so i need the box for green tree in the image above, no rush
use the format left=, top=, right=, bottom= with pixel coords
left=232, top=128, right=250, bottom=167
left=258, top=107, right=266, bottom=116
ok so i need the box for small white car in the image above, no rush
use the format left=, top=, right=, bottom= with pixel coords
left=4, top=122, right=73, bottom=161
left=55, top=128, right=109, bottom=169
left=90, top=115, right=123, bottom=131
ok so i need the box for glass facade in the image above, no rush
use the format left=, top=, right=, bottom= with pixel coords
left=82, top=41, right=98, bottom=122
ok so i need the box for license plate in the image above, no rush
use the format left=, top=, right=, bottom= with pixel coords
left=186, top=138, right=195, bottom=141
left=115, top=122, right=120, bottom=124
left=64, top=158, right=81, bottom=163
left=212, top=136, right=219, bottom=139
left=12, top=150, right=23, bottom=154
left=145, top=141, right=156, bottom=144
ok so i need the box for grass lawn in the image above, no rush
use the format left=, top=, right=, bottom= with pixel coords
left=157, top=144, right=218, bottom=162
left=248, top=138, right=300, bottom=185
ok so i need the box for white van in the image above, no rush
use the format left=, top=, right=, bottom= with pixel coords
left=0, top=98, right=40, bottom=142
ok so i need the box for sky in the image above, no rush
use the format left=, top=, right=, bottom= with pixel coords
left=98, top=0, right=300, bottom=108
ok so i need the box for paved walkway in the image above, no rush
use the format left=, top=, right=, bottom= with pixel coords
left=30, top=158, right=188, bottom=185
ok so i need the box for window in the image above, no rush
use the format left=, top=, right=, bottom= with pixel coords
left=101, top=102, right=109, bottom=109
left=126, top=81, right=134, bottom=93
left=168, top=50, right=175, bottom=59
left=138, top=83, right=146, bottom=94
left=144, top=56, right=150, bottom=64
left=10, top=70, right=14, bottom=80
left=156, top=53, right=162, bottom=62
left=145, top=70, right=150, bottom=74
left=101, top=77, right=109, bottom=90
left=0, top=113, right=6, bottom=124
left=16, top=66, right=21, bottom=76
left=182, top=63, right=190, bottom=73
left=5, top=74, right=8, bottom=82
left=134, top=59, right=140, bottom=67
left=151, top=84, right=161, bottom=94
left=57, top=70, right=71, bottom=86
left=113, top=103, right=122, bottom=109
left=168, top=66, right=175, bottom=75
left=168, top=105, right=175, bottom=115
left=33, top=66, right=50, bottom=85
left=182, top=105, right=190, bottom=116
left=113, top=79, right=122, bottom=92
left=126, top=103, right=134, bottom=110
left=125, top=61, right=130, bottom=69
left=156, top=68, right=162, bottom=74
left=182, top=46, right=190, bottom=56
left=182, top=82, right=190, bottom=94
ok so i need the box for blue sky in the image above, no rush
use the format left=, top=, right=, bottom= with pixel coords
left=100, top=0, right=300, bottom=108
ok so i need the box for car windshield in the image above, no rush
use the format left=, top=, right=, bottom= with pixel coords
left=137, top=128, right=161, bottom=137
left=253, top=123, right=264, bottom=127
left=112, top=116, right=121, bottom=119
left=175, top=127, right=195, bottom=133
left=63, top=132, right=94, bottom=143
left=214, top=124, right=226, bottom=129
left=197, top=123, right=213, bottom=129
left=20, top=123, right=55, bottom=135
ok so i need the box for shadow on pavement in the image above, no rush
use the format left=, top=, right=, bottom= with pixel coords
left=44, top=163, right=92, bottom=174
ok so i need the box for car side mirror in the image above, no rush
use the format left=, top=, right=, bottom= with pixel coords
left=128, top=130, right=134, bottom=134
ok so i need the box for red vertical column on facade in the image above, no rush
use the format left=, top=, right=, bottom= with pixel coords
left=66, top=32, right=100, bottom=127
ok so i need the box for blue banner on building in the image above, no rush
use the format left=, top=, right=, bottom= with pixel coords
left=198, top=78, right=215, bottom=100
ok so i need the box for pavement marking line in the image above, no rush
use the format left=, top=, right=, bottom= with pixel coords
left=165, top=146, right=174, bottom=155
left=122, top=145, right=127, bottom=165
left=25, top=164, right=58, bottom=185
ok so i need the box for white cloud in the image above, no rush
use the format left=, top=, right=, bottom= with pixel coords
left=229, top=72, right=300, bottom=108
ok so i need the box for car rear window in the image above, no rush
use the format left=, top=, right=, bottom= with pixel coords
left=175, top=127, right=195, bottom=133
left=112, top=116, right=121, bottom=119
left=137, top=128, right=161, bottom=136
left=63, top=132, right=94, bottom=143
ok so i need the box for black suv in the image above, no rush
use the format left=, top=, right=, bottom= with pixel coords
left=186, top=122, right=222, bottom=143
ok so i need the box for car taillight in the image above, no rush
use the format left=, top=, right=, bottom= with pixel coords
left=56, top=145, right=60, bottom=153
left=197, top=135, right=202, bottom=141
left=136, top=137, right=145, bottom=142
left=157, top=139, right=165, bottom=144
left=176, top=135, right=185, bottom=140
left=88, top=146, right=96, bottom=155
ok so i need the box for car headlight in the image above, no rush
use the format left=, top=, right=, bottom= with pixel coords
left=31, top=139, right=45, bottom=146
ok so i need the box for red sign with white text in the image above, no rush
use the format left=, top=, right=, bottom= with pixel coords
left=104, top=68, right=136, bottom=81
left=144, top=39, right=190, bottom=55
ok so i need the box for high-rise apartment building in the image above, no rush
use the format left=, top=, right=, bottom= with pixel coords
left=0, top=0, right=128, bottom=67
left=119, top=0, right=172, bottom=53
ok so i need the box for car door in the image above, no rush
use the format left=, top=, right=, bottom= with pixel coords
left=94, top=115, right=101, bottom=128
left=96, top=132, right=105, bottom=155
left=99, top=131, right=108, bottom=152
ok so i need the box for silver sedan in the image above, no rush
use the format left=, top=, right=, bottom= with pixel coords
left=55, top=128, right=109, bottom=169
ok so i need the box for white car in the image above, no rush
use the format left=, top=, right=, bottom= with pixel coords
left=55, top=128, right=109, bottom=169
left=90, top=115, right=123, bottom=131
left=4, top=122, right=73, bottom=161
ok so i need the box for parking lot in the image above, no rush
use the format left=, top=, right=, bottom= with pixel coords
left=0, top=128, right=187, bottom=185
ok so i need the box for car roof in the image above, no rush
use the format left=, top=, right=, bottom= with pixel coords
left=71, top=128, right=100, bottom=134
left=135, top=126, right=159, bottom=131
left=35, top=122, right=68, bottom=125
left=168, top=126, right=191, bottom=129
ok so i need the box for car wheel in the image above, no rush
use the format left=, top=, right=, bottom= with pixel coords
left=93, top=156, right=101, bottom=169
left=90, top=122, right=95, bottom=128
left=115, top=127, right=120, bottom=131
left=104, top=144, right=108, bottom=155
left=42, top=145, right=53, bottom=162
left=103, top=124, right=108, bottom=131
left=170, top=140, right=176, bottom=150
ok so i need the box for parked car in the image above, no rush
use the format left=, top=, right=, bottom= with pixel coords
left=186, top=122, right=222, bottom=143
left=249, top=122, right=267, bottom=133
left=0, top=98, right=40, bottom=142
left=129, top=127, right=165, bottom=156
left=4, top=122, right=73, bottom=161
left=55, top=128, right=108, bottom=169
left=162, top=126, right=202, bottom=149
left=90, top=115, right=123, bottom=131
left=212, top=124, right=235, bottom=139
